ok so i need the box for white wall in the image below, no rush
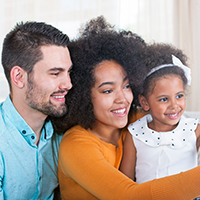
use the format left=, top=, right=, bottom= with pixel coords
left=0, top=73, right=9, bottom=103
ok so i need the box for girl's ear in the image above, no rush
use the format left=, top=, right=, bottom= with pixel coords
left=139, top=94, right=150, bottom=111
left=10, top=66, right=26, bottom=88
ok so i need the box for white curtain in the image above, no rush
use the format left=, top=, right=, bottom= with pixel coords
left=0, top=0, right=199, bottom=111
left=173, top=0, right=200, bottom=111
left=118, top=0, right=200, bottom=111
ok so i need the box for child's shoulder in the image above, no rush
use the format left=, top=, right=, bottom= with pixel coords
left=128, top=113, right=151, bottom=134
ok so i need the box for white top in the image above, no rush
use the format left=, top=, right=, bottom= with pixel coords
left=128, top=114, right=199, bottom=184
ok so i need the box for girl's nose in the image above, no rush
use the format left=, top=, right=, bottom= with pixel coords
left=169, top=99, right=178, bottom=110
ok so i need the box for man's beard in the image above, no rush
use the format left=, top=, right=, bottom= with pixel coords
left=25, top=76, right=68, bottom=117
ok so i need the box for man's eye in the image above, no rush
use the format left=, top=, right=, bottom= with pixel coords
left=124, top=84, right=130, bottom=89
left=51, top=72, right=59, bottom=76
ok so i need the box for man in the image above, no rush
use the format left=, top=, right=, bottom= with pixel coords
left=0, top=22, right=72, bottom=199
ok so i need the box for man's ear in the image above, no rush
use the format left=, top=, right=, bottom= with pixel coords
left=10, top=66, right=26, bottom=88
left=139, top=94, right=150, bottom=111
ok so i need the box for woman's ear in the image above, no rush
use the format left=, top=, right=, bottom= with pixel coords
left=10, top=66, right=26, bottom=88
left=139, top=94, right=150, bottom=111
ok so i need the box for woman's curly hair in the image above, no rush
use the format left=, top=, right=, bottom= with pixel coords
left=51, top=16, right=147, bottom=134
left=143, top=43, right=188, bottom=98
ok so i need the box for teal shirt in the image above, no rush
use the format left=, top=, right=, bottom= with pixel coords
left=0, top=96, right=63, bottom=200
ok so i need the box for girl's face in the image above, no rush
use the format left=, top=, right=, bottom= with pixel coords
left=90, top=60, right=133, bottom=131
left=140, top=75, right=186, bottom=132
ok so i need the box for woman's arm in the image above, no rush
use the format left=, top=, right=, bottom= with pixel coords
left=59, top=128, right=200, bottom=200
left=120, top=131, right=136, bottom=180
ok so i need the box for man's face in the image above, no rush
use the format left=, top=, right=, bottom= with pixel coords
left=25, top=45, right=72, bottom=117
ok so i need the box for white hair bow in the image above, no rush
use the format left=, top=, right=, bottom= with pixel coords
left=147, top=55, right=191, bottom=85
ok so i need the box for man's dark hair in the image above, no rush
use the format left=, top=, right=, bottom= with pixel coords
left=2, top=21, right=69, bottom=90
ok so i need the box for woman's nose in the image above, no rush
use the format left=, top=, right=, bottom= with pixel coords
left=115, top=90, right=126, bottom=103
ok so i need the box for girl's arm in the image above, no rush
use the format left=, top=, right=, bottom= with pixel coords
left=195, top=124, right=200, bottom=150
left=120, top=131, right=136, bottom=180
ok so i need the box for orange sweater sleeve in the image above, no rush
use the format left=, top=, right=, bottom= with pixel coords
left=128, top=107, right=148, bottom=124
left=58, top=125, right=200, bottom=200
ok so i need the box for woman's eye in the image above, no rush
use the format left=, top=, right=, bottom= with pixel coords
left=159, top=97, right=167, bottom=102
left=103, top=89, right=112, bottom=94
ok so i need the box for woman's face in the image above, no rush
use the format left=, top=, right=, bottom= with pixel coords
left=91, top=60, right=133, bottom=130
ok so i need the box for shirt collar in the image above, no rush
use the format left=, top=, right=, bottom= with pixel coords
left=2, top=95, right=54, bottom=144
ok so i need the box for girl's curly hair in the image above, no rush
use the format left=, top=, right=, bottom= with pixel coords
left=143, top=43, right=188, bottom=98
left=51, top=16, right=147, bottom=134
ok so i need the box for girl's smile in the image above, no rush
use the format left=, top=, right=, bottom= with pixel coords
left=140, top=74, right=186, bottom=132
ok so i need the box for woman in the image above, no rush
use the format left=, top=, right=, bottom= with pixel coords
left=52, top=16, right=200, bottom=200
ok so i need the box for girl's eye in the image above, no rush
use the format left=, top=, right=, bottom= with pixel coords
left=159, top=97, right=167, bottom=102
left=103, top=89, right=112, bottom=94
left=176, top=94, right=184, bottom=99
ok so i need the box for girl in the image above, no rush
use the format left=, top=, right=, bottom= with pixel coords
left=52, top=17, right=200, bottom=200
left=120, top=43, right=200, bottom=186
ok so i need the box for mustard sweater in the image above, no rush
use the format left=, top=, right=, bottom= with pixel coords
left=58, top=124, right=200, bottom=200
